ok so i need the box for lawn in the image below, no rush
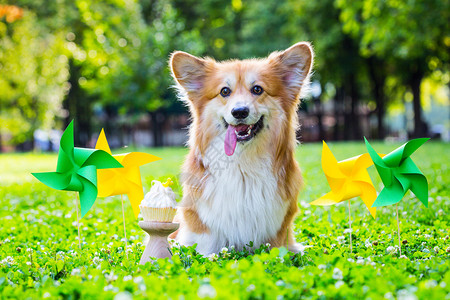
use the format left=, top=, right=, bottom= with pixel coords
left=0, top=142, right=449, bottom=299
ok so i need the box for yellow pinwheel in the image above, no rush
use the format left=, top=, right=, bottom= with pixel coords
left=310, top=141, right=378, bottom=218
left=95, top=129, right=161, bottom=218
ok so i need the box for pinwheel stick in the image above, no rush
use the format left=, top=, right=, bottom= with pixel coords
left=75, top=194, right=81, bottom=249
left=396, top=204, right=401, bottom=256
left=348, top=200, right=352, bottom=253
left=121, top=194, right=128, bottom=258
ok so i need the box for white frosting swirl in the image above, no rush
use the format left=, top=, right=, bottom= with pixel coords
left=141, top=180, right=177, bottom=208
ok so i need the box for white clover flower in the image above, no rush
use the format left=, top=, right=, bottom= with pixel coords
left=103, top=284, right=118, bottom=292
left=93, top=256, right=100, bottom=265
left=337, top=236, right=345, bottom=244
left=105, top=272, right=118, bottom=282
left=332, top=268, right=343, bottom=280
left=220, top=247, right=228, bottom=253
left=133, top=276, right=144, bottom=284
left=71, top=268, right=81, bottom=276
left=208, top=253, right=218, bottom=262
left=335, top=280, right=345, bottom=289
left=386, top=246, right=397, bottom=254
left=197, top=284, right=217, bottom=298
left=297, top=244, right=313, bottom=256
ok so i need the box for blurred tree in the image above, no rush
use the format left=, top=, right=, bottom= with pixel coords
left=337, top=0, right=450, bottom=137
left=0, top=9, right=69, bottom=150
left=283, top=0, right=367, bottom=140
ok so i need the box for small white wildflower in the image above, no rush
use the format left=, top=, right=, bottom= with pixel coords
left=335, top=280, right=345, bottom=289
left=344, top=228, right=352, bottom=234
left=104, top=284, right=118, bottom=292
left=123, top=275, right=132, bottom=281
left=399, top=255, right=408, bottom=259
left=93, top=256, right=100, bottom=265
left=296, top=244, right=312, bottom=256
left=133, top=276, right=144, bottom=284
left=43, top=292, right=51, bottom=298
left=433, top=246, right=439, bottom=253
left=265, top=243, right=271, bottom=247
left=26, top=248, right=33, bottom=253
left=422, top=248, right=430, bottom=253
left=114, top=291, right=133, bottom=300
left=220, top=247, right=228, bottom=253
left=208, top=253, right=218, bottom=262
left=337, top=236, right=345, bottom=244
left=246, top=284, right=255, bottom=292
left=71, top=268, right=81, bottom=276
left=425, top=280, right=438, bottom=289
left=386, top=246, right=397, bottom=254
left=332, top=268, right=343, bottom=280
left=197, top=284, right=217, bottom=298
left=26, top=262, right=32, bottom=266
left=318, top=264, right=326, bottom=270
left=105, top=272, right=118, bottom=282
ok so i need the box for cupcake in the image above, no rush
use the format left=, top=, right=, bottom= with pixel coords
left=140, top=178, right=177, bottom=222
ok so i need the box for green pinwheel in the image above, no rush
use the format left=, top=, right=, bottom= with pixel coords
left=32, top=121, right=123, bottom=217
left=364, top=137, right=429, bottom=208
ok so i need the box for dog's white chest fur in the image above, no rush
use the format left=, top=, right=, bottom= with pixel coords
left=177, top=137, right=288, bottom=255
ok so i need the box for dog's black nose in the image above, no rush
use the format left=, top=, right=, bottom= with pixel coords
left=231, top=106, right=249, bottom=119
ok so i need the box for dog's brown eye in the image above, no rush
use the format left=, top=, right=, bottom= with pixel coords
left=251, top=85, right=263, bottom=95
left=220, top=87, right=231, bottom=97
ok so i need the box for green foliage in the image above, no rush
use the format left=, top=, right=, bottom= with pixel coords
left=0, top=142, right=449, bottom=298
left=0, top=11, right=68, bottom=144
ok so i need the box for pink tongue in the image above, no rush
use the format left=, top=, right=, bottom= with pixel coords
left=225, top=125, right=237, bottom=156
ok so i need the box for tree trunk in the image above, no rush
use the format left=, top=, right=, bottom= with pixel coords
left=349, top=73, right=361, bottom=140
left=410, top=71, right=425, bottom=138
left=150, top=111, right=165, bottom=147
left=368, top=57, right=386, bottom=139
left=333, top=87, right=344, bottom=141
left=64, top=59, right=92, bottom=147
left=314, top=96, right=325, bottom=141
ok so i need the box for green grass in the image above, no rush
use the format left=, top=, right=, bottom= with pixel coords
left=0, top=142, right=449, bottom=299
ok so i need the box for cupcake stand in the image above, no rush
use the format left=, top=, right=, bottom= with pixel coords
left=138, top=221, right=179, bottom=264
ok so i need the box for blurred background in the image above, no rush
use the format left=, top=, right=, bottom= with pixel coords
left=0, top=0, right=448, bottom=152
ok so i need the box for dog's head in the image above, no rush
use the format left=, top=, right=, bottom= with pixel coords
left=170, top=43, right=313, bottom=157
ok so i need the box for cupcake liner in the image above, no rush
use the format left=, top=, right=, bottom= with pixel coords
left=140, top=206, right=176, bottom=223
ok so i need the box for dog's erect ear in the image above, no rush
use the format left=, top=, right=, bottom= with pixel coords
left=270, top=42, right=314, bottom=100
left=170, top=51, right=207, bottom=94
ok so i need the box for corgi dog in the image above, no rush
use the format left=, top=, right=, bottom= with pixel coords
left=169, top=42, right=314, bottom=255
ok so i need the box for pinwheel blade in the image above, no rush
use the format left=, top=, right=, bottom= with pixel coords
left=78, top=175, right=98, bottom=218
left=310, top=192, right=342, bottom=206
left=409, top=174, right=429, bottom=208
left=32, top=172, right=72, bottom=191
